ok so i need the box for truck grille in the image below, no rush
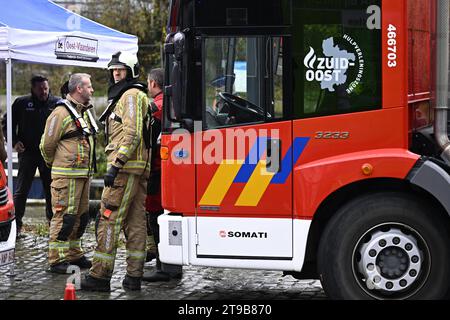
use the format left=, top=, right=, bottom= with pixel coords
left=0, top=221, right=11, bottom=242
left=0, top=187, right=8, bottom=206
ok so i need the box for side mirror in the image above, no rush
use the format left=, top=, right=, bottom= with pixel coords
left=164, top=32, right=185, bottom=122
left=173, top=32, right=185, bottom=61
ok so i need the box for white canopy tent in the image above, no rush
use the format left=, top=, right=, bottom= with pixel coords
left=0, top=0, right=138, bottom=188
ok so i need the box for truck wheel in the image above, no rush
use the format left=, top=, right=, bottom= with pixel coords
left=317, top=192, right=450, bottom=300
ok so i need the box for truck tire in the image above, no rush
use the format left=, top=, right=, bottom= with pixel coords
left=317, top=192, right=450, bottom=300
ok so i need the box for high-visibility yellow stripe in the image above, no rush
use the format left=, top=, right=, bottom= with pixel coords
left=199, top=160, right=244, bottom=206
left=68, top=179, right=76, bottom=214
left=49, top=241, right=70, bottom=249
left=235, top=160, right=275, bottom=206
left=118, top=146, right=129, bottom=155
left=88, top=135, right=94, bottom=170
left=77, top=143, right=83, bottom=165
left=51, top=167, right=89, bottom=176
left=69, top=240, right=81, bottom=249
left=84, top=112, right=95, bottom=171
left=107, top=161, right=149, bottom=170
left=127, top=250, right=146, bottom=260
left=123, top=163, right=149, bottom=170
left=93, top=252, right=115, bottom=262
left=60, top=116, right=73, bottom=138
left=137, top=93, right=144, bottom=161
left=52, top=167, right=89, bottom=173
left=49, top=241, right=70, bottom=261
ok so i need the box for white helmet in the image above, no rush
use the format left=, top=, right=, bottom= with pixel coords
left=108, top=51, right=140, bottom=79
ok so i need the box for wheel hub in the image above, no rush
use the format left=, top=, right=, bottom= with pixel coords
left=357, top=228, right=422, bottom=293
left=377, top=247, right=410, bottom=279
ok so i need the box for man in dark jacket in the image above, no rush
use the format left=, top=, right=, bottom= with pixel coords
left=2, top=75, right=60, bottom=237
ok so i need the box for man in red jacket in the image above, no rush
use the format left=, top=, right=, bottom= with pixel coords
left=143, top=68, right=163, bottom=264
left=143, top=68, right=182, bottom=282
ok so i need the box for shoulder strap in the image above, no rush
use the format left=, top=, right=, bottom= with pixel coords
left=109, top=112, right=123, bottom=124
left=60, top=100, right=96, bottom=139
left=60, top=130, right=84, bottom=141
left=99, top=98, right=118, bottom=123
left=86, top=109, right=99, bottom=134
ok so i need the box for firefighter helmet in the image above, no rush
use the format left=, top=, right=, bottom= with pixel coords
left=107, top=51, right=140, bottom=79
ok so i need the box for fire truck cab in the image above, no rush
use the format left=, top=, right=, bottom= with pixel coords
left=158, top=0, right=450, bottom=299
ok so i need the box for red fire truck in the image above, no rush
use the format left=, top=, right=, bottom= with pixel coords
left=158, top=0, right=450, bottom=299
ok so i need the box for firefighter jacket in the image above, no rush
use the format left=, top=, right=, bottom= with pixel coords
left=39, top=94, right=96, bottom=178
left=106, top=87, right=150, bottom=175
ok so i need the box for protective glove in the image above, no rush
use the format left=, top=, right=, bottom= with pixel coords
left=104, top=165, right=119, bottom=187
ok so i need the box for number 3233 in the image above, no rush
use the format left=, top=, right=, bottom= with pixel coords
left=315, top=131, right=350, bottom=139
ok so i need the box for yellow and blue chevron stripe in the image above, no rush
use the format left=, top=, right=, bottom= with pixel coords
left=199, top=137, right=309, bottom=207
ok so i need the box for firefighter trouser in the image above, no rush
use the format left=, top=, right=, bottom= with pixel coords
left=90, top=173, right=147, bottom=280
left=48, top=177, right=90, bottom=266
left=14, top=150, right=52, bottom=231
left=148, top=210, right=163, bottom=270
left=146, top=214, right=157, bottom=254
left=145, top=169, right=162, bottom=255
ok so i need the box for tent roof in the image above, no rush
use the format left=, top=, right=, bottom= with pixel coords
left=0, top=0, right=138, bottom=68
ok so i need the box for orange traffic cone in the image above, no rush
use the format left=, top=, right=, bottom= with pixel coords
left=64, top=283, right=77, bottom=300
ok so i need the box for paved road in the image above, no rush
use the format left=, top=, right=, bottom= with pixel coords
left=0, top=206, right=327, bottom=301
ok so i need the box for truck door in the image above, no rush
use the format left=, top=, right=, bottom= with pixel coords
left=195, top=36, right=300, bottom=259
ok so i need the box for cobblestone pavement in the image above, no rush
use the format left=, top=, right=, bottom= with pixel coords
left=0, top=207, right=327, bottom=301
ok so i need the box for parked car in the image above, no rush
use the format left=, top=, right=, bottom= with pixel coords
left=0, top=161, right=15, bottom=268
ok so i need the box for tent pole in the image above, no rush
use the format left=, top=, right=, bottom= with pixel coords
left=5, top=58, right=13, bottom=191
left=5, top=58, right=16, bottom=278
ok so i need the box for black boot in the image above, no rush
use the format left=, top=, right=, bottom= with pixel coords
left=16, top=226, right=26, bottom=239
left=122, top=274, right=142, bottom=290
left=170, top=271, right=183, bottom=279
left=48, top=261, right=70, bottom=274
left=80, top=274, right=111, bottom=292
left=145, top=251, right=157, bottom=262
left=142, top=270, right=171, bottom=282
left=69, top=256, right=92, bottom=269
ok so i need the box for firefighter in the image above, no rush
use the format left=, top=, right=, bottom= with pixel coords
left=40, top=73, right=97, bottom=273
left=143, top=68, right=182, bottom=282
left=81, top=52, right=150, bottom=292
